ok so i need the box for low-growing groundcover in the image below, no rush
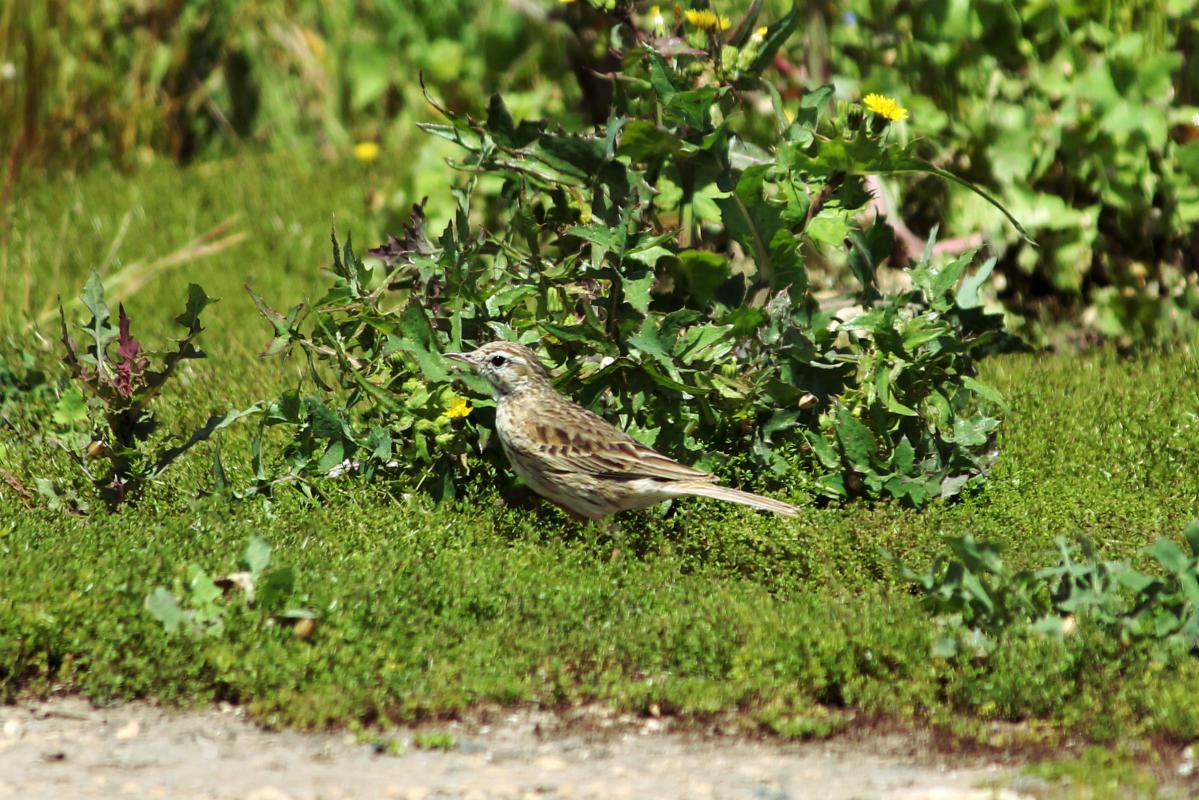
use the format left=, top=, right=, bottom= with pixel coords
left=3, top=344, right=1199, bottom=752
left=2, top=158, right=1199, bottom=788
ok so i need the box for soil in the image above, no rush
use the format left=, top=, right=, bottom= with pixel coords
left=0, top=696, right=1106, bottom=799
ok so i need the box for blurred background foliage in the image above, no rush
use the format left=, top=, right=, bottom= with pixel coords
left=2, top=0, right=1197, bottom=342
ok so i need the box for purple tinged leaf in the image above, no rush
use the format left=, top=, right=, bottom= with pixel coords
left=368, top=199, right=434, bottom=267
left=112, top=305, right=149, bottom=398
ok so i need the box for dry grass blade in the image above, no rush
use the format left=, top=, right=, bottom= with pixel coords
left=35, top=215, right=247, bottom=328
left=0, top=468, right=36, bottom=509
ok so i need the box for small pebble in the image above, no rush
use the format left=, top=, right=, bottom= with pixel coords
left=245, top=787, right=293, bottom=800
left=115, top=721, right=141, bottom=741
left=2, top=720, right=23, bottom=739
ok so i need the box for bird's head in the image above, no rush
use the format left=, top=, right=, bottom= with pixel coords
left=445, top=341, right=552, bottom=399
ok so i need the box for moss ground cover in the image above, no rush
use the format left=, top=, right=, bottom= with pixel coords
left=2, top=157, right=1199, bottom=760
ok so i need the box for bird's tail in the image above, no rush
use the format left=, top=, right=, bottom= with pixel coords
left=675, top=482, right=799, bottom=517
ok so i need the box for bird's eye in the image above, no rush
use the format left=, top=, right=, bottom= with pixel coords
left=489, top=355, right=507, bottom=367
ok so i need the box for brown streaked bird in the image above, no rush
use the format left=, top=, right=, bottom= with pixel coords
left=445, top=341, right=799, bottom=521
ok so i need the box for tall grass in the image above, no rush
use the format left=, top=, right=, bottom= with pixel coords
left=0, top=0, right=575, bottom=196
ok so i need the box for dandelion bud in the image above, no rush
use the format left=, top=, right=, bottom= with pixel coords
left=847, top=106, right=864, bottom=131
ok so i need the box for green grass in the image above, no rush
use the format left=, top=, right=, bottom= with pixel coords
left=2, top=155, right=1199, bottom=763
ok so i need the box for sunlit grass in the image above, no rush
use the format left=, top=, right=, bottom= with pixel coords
left=1, top=157, right=1198, bottom=759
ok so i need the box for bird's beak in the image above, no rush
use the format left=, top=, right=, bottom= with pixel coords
left=444, top=352, right=472, bottom=365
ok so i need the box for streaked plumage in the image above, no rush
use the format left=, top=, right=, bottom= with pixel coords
left=445, top=341, right=799, bottom=521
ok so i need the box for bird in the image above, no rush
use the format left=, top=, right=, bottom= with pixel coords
left=445, top=341, right=799, bottom=521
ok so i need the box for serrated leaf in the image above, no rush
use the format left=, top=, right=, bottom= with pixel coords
left=622, top=268, right=655, bottom=315
left=176, top=284, right=214, bottom=329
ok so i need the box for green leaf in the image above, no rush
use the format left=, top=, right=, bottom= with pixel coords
left=309, top=398, right=350, bottom=441
left=835, top=407, right=876, bottom=468
left=671, top=250, right=730, bottom=307
left=950, top=416, right=992, bottom=447
left=1177, top=141, right=1199, bottom=181
left=257, top=566, right=296, bottom=612
left=150, top=405, right=261, bottom=479
left=962, top=377, right=1007, bottom=411
left=394, top=301, right=450, bottom=382
left=81, top=269, right=110, bottom=334
left=955, top=258, right=996, bottom=309
left=924, top=251, right=973, bottom=300
left=622, top=268, right=655, bottom=315
left=940, top=474, right=970, bottom=499
left=663, top=86, right=724, bottom=129
left=1145, top=539, right=1190, bottom=574
left=243, top=535, right=273, bottom=575
left=805, top=430, right=841, bottom=469
left=870, top=153, right=1030, bottom=243
left=138, top=283, right=215, bottom=411
left=628, top=318, right=673, bottom=364
left=211, top=435, right=228, bottom=494
left=618, top=120, right=683, bottom=161
left=846, top=223, right=893, bottom=294
left=176, top=284, right=214, bottom=330
left=930, top=636, right=958, bottom=658
left=187, top=565, right=222, bottom=608
left=892, top=436, right=916, bottom=474
left=640, top=362, right=699, bottom=394
left=81, top=269, right=113, bottom=381
left=144, top=587, right=186, bottom=633
left=746, top=1, right=802, bottom=75
left=540, top=321, right=603, bottom=343
left=1185, top=520, right=1199, bottom=557
left=783, top=140, right=1030, bottom=242
left=646, top=52, right=679, bottom=102
left=901, top=316, right=945, bottom=351
left=568, top=222, right=627, bottom=265
left=53, top=388, right=88, bottom=426
left=715, top=166, right=806, bottom=292
left=677, top=323, right=733, bottom=363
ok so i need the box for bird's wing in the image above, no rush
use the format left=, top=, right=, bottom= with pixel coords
left=509, top=399, right=712, bottom=483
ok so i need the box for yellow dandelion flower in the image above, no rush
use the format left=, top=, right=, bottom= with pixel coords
left=353, top=141, right=381, bottom=162
left=751, top=25, right=768, bottom=42
left=442, top=395, right=473, bottom=420
left=861, top=93, right=909, bottom=122
left=717, top=15, right=731, bottom=30
left=684, top=8, right=719, bottom=30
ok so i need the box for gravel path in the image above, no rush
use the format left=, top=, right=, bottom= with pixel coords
left=0, top=697, right=1033, bottom=799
